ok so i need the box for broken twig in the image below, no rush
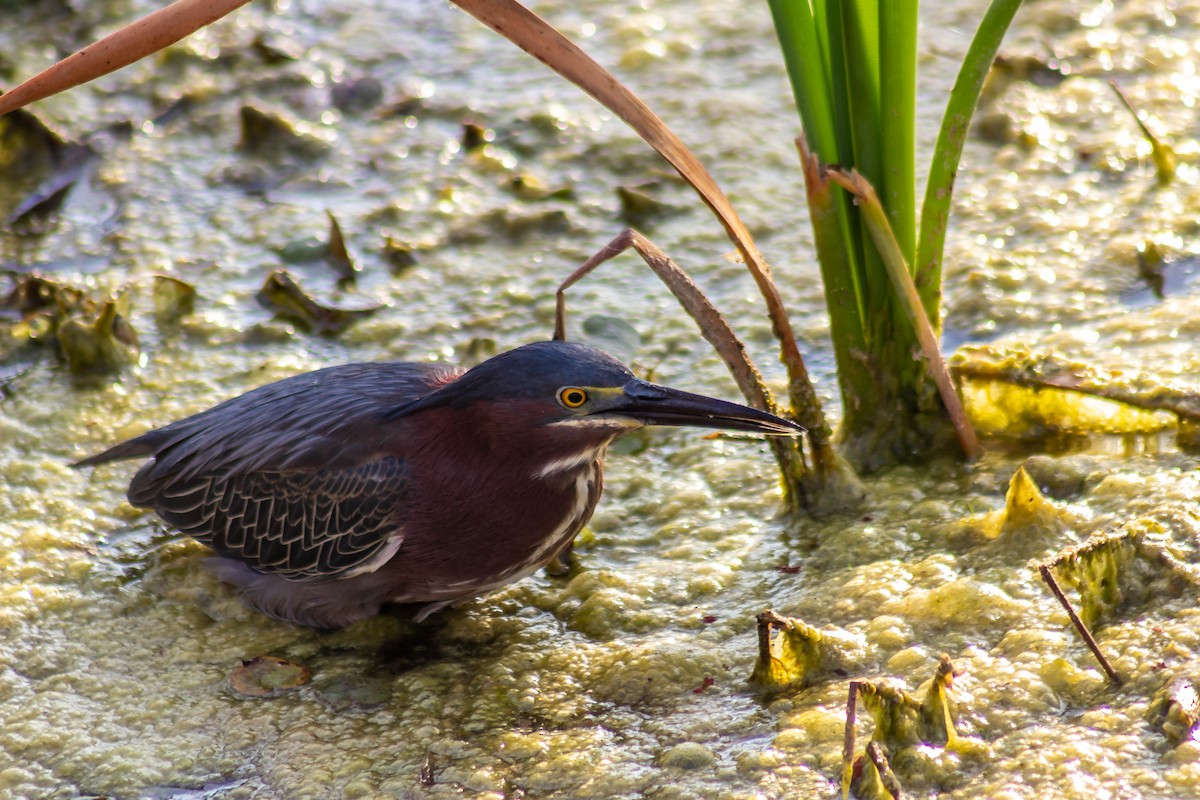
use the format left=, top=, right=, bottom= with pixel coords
left=1039, top=564, right=1123, bottom=686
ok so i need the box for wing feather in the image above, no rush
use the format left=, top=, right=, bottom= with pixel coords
left=78, top=361, right=463, bottom=581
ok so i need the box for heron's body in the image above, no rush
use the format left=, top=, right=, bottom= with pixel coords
left=78, top=341, right=798, bottom=629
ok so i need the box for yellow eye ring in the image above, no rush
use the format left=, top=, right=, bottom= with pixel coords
left=558, top=387, right=588, bottom=409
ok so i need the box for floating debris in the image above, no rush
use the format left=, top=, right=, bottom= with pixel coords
left=57, top=299, right=139, bottom=378
left=506, top=173, right=574, bottom=202
left=3, top=273, right=139, bottom=378
left=1148, top=676, right=1200, bottom=746
left=151, top=275, right=196, bottom=323
left=238, top=105, right=330, bottom=162
left=330, top=76, right=384, bottom=114
left=255, top=269, right=382, bottom=335
left=1111, top=80, right=1176, bottom=185
left=460, top=121, right=493, bottom=152
left=842, top=655, right=988, bottom=800
left=951, top=344, right=1193, bottom=440
left=324, top=211, right=358, bottom=280
left=949, top=464, right=1087, bottom=548
left=455, top=336, right=497, bottom=368
left=3, top=272, right=83, bottom=319
left=979, top=52, right=1069, bottom=106
left=381, top=236, right=422, bottom=272
left=0, top=109, right=114, bottom=226
left=749, top=610, right=863, bottom=694
left=229, top=655, right=311, bottom=698
left=617, top=184, right=682, bottom=227
left=250, top=31, right=306, bottom=64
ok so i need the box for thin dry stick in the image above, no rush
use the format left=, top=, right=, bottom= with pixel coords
left=1038, top=564, right=1123, bottom=686
left=865, top=741, right=903, bottom=799
left=754, top=609, right=792, bottom=663
left=0, top=0, right=253, bottom=116
left=824, top=168, right=982, bottom=461
left=841, top=681, right=860, bottom=800
left=556, top=229, right=777, bottom=417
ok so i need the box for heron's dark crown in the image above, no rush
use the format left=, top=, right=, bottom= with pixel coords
left=387, top=341, right=633, bottom=419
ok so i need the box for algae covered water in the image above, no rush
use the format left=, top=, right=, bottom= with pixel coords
left=2, top=0, right=1200, bottom=797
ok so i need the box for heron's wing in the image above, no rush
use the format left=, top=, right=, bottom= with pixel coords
left=77, top=360, right=463, bottom=580
left=154, top=457, right=409, bottom=580
left=75, top=361, right=462, bottom=476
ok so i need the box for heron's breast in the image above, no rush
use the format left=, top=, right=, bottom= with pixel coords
left=396, top=455, right=604, bottom=595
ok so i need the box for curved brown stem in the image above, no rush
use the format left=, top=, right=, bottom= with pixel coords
left=555, top=229, right=813, bottom=507
left=0, top=0, right=253, bottom=116
left=449, top=0, right=830, bottom=452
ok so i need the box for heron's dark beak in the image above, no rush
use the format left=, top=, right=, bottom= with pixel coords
left=605, top=380, right=803, bottom=436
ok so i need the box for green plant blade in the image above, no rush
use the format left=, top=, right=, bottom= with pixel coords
left=829, top=169, right=981, bottom=460
left=879, top=0, right=918, bottom=267
left=768, top=0, right=838, bottom=161
left=796, top=138, right=868, bottom=386
left=915, top=0, right=1024, bottom=326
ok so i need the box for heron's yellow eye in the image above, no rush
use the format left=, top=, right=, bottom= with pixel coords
left=558, top=387, right=588, bottom=409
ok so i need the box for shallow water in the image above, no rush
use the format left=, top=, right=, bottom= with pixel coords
left=2, top=0, right=1200, bottom=798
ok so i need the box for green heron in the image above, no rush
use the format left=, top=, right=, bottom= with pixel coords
left=76, top=341, right=800, bottom=629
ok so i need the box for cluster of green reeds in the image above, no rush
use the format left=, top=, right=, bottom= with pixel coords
left=768, top=0, right=1022, bottom=469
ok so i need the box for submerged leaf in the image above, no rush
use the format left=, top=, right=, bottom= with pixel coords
left=255, top=269, right=382, bottom=335
left=229, top=655, right=311, bottom=697
left=445, top=207, right=571, bottom=244
left=616, top=185, right=682, bottom=227
left=152, top=275, right=196, bottom=323
left=0, top=109, right=98, bottom=226
left=238, top=105, right=330, bottom=161
left=3, top=273, right=84, bottom=317
left=460, top=121, right=493, bottom=152
left=455, top=336, right=497, bottom=368
left=314, top=675, right=393, bottom=711
left=0, top=108, right=65, bottom=179
left=980, top=53, right=1069, bottom=106
left=581, top=315, right=641, bottom=364
left=506, top=172, right=573, bottom=202
left=381, top=236, right=421, bottom=272
left=330, top=76, right=384, bottom=114
left=324, top=210, right=358, bottom=280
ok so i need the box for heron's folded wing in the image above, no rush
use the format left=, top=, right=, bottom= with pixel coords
left=153, top=456, right=408, bottom=580
left=77, top=360, right=462, bottom=579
